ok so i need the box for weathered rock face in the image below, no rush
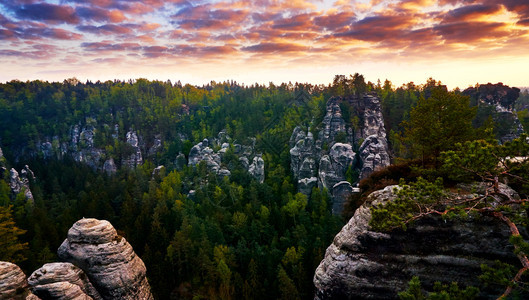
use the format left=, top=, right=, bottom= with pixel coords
left=57, top=218, right=153, bottom=300
left=314, top=185, right=523, bottom=299
left=318, top=98, right=347, bottom=147
left=248, top=156, right=265, bottom=183
left=463, top=83, right=524, bottom=143
left=290, top=128, right=317, bottom=181
left=28, top=263, right=102, bottom=300
left=289, top=93, right=389, bottom=214
left=9, top=166, right=34, bottom=202
left=15, top=120, right=157, bottom=172
left=359, top=135, right=391, bottom=180
left=121, top=131, right=143, bottom=168
left=188, top=139, right=222, bottom=172
left=188, top=135, right=265, bottom=182
left=0, top=261, right=40, bottom=300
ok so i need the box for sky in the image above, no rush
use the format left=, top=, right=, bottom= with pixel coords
left=1, top=0, right=529, bottom=89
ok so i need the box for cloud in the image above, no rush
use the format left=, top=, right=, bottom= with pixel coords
left=272, top=13, right=315, bottom=31
left=0, top=28, right=16, bottom=40
left=334, top=14, right=414, bottom=42
left=76, top=6, right=126, bottom=23
left=23, top=27, right=83, bottom=40
left=242, top=42, right=307, bottom=53
left=313, top=12, right=355, bottom=31
left=77, top=24, right=133, bottom=35
left=15, top=3, right=79, bottom=24
left=441, top=4, right=502, bottom=23
left=81, top=41, right=140, bottom=52
left=433, top=21, right=509, bottom=42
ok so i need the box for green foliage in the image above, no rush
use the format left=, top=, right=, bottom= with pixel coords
left=402, top=87, right=477, bottom=160
left=479, top=260, right=516, bottom=289
left=370, top=177, right=446, bottom=231
left=399, top=276, right=479, bottom=300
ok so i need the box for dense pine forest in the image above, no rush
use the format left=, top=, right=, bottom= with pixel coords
left=1, top=75, right=529, bottom=299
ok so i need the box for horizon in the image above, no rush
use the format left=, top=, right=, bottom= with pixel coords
left=1, top=0, right=529, bottom=90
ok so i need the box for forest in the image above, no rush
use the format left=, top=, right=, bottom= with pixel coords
left=1, top=75, right=529, bottom=299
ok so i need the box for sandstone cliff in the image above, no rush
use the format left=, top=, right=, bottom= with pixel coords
left=314, top=185, right=524, bottom=299
left=290, top=93, right=390, bottom=214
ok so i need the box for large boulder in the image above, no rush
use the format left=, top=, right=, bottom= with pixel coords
left=314, top=185, right=523, bottom=299
left=57, top=218, right=153, bottom=300
left=28, top=263, right=102, bottom=300
left=0, top=261, right=40, bottom=300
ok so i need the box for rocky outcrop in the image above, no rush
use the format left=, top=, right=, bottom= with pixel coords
left=57, top=218, right=153, bottom=300
left=318, top=98, right=347, bottom=147
left=188, top=134, right=264, bottom=182
left=314, top=185, right=524, bottom=299
left=463, top=83, right=524, bottom=143
left=121, top=131, right=143, bottom=168
left=358, top=135, right=390, bottom=180
left=289, top=93, right=389, bottom=214
left=28, top=263, right=102, bottom=300
left=189, top=139, right=220, bottom=170
left=19, top=120, right=156, bottom=172
left=0, top=261, right=40, bottom=300
left=248, top=156, right=265, bottom=183
left=9, top=166, right=34, bottom=202
left=290, top=128, right=318, bottom=194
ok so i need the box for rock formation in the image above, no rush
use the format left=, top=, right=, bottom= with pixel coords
left=248, top=156, right=265, bottom=183
left=15, top=120, right=157, bottom=172
left=28, top=263, right=102, bottom=300
left=289, top=93, right=390, bottom=214
left=57, top=218, right=153, bottom=300
left=463, top=83, right=524, bottom=143
left=0, top=261, right=40, bottom=300
left=9, top=166, right=34, bottom=202
left=122, top=131, right=143, bottom=168
left=314, top=185, right=524, bottom=299
left=358, top=135, right=390, bottom=180
left=187, top=133, right=264, bottom=182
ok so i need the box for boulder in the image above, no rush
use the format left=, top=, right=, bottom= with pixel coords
left=0, top=261, right=40, bottom=300
left=57, top=218, right=153, bottom=300
left=28, top=262, right=102, bottom=300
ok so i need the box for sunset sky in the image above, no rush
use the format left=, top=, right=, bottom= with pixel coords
left=1, top=0, right=528, bottom=89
